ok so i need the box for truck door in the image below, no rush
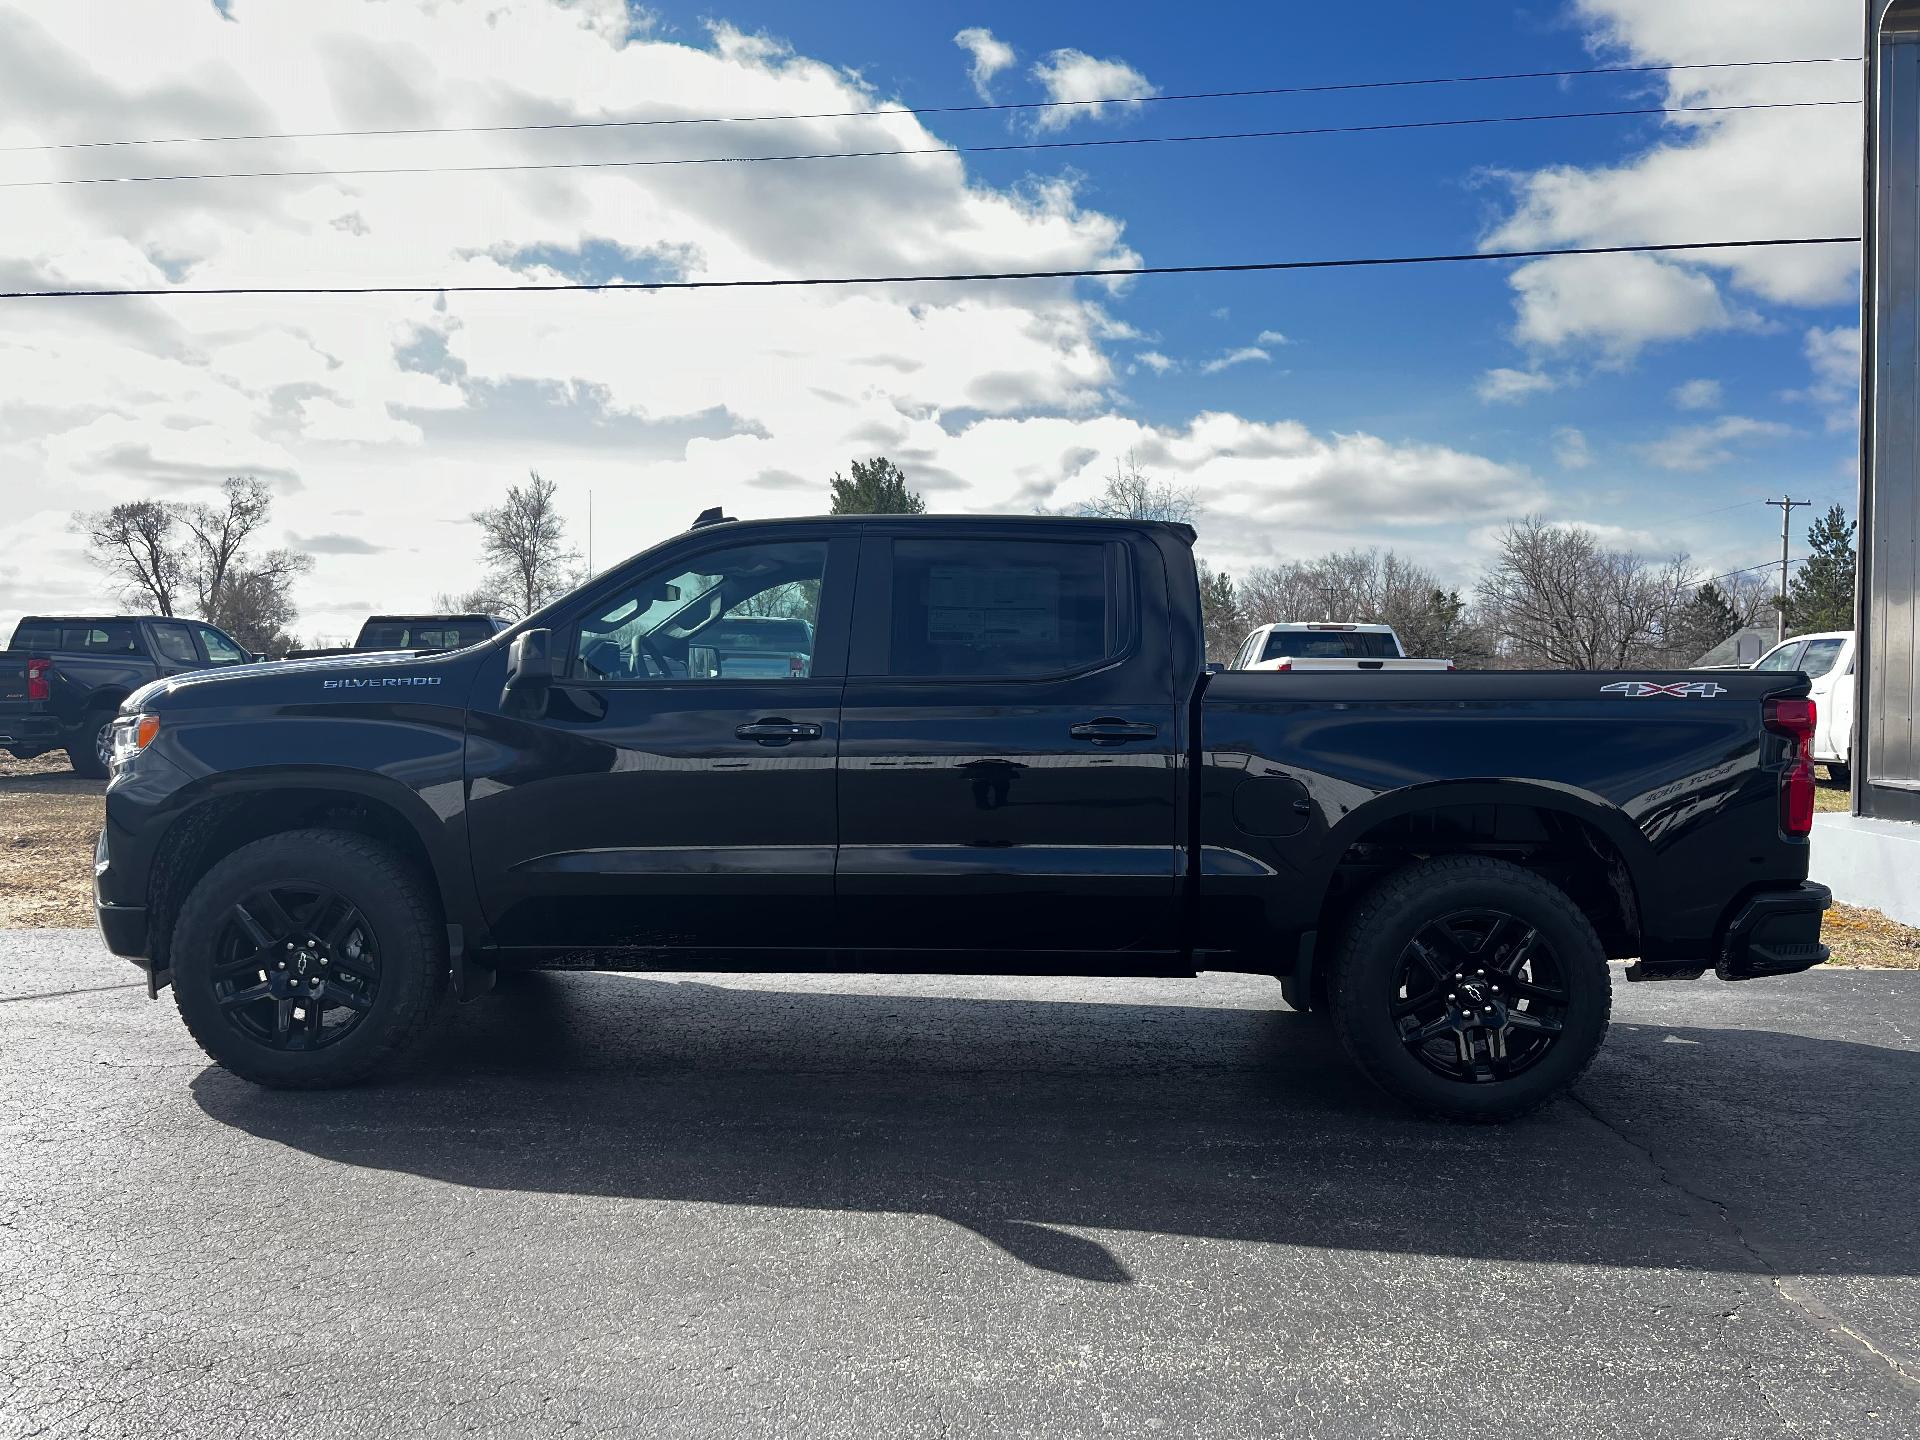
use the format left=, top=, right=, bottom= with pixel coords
left=836, top=527, right=1182, bottom=964
left=464, top=527, right=854, bottom=958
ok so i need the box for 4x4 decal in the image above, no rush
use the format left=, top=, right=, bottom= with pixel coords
left=1599, top=680, right=1728, bottom=698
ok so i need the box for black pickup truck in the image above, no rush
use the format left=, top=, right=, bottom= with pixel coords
left=284, top=614, right=510, bottom=661
left=0, top=615, right=254, bottom=777
left=91, top=513, right=1830, bottom=1119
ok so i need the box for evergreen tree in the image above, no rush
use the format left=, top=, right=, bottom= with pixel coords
left=1197, top=562, right=1242, bottom=662
left=1783, top=504, right=1856, bottom=634
left=1669, top=581, right=1743, bottom=662
left=829, top=457, right=925, bottom=514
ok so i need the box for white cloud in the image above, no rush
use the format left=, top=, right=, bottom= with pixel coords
left=1507, top=252, right=1752, bottom=363
left=1029, top=48, right=1155, bottom=131
left=1254, top=329, right=1290, bottom=346
left=1476, top=367, right=1559, bottom=404
left=1797, top=325, right=1859, bottom=430
left=1131, top=350, right=1176, bottom=374
left=1199, top=346, right=1270, bottom=375
left=0, top=0, right=1532, bottom=638
left=1482, top=0, right=1858, bottom=357
left=952, top=26, right=1015, bottom=102
left=1552, top=426, right=1593, bottom=470
left=1671, top=378, right=1722, bottom=410
left=1637, top=415, right=1794, bottom=471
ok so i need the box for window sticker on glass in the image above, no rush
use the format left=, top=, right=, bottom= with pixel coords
left=925, top=565, right=1061, bottom=645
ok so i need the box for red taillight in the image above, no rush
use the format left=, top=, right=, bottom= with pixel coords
left=1274, top=661, right=1292, bottom=672
left=25, top=657, right=50, bottom=702
left=1764, top=696, right=1817, bottom=837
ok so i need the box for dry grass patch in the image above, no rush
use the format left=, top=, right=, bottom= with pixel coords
left=1825, top=901, right=1920, bottom=971
left=0, top=749, right=103, bottom=928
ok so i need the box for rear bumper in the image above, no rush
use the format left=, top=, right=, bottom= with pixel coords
left=1715, top=882, right=1832, bottom=981
left=0, top=713, right=62, bottom=750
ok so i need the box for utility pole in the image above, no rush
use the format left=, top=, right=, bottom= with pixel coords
left=1765, top=496, right=1810, bottom=644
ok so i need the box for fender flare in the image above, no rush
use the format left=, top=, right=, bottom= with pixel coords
left=1309, top=777, right=1653, bottom=921
left=150, top=763, right=486, bottom=967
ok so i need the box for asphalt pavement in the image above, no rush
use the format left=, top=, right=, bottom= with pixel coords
left=1, top=930, right=1916, bottom=1438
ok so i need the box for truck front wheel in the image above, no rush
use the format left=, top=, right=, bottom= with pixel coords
left=1328, top=856, right=1611, bottom=1122
left=170, top=829, right=447, bottom=1088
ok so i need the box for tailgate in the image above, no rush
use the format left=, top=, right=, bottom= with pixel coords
left=0, top=650, right=37, bottom=707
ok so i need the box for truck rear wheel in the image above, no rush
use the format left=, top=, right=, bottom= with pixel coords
left=1327, top=856, right=1610, bottom=1123
left=66, top=709, right=115, bottom=779
left=170, top=829, right=447, bottom=1088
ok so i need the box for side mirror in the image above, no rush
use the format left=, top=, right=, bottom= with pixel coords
left=250, top=653, right=268, bottom=664
left=503, top=628, right=554, bottom=709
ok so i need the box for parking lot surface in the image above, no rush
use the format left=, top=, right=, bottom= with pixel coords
left=2, top=931, right=1916, bottom=1438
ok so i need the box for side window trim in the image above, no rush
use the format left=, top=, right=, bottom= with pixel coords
left=849, top=533, right=1139, bottom=684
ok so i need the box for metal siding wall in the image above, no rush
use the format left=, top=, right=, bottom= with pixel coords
left=1870, top=23, right=1920, bottom=792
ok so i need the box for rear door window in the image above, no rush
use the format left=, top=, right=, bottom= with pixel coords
left=877, top=538, right=1120, bottom=679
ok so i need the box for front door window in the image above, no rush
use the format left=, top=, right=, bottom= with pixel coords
left=572, top=541, right=825, bottom=683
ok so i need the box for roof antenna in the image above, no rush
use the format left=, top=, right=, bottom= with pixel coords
left=691, top=506, right=735, bottom=529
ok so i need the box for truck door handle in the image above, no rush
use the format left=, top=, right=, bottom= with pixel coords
left=735, top=718, right=822, bottom=745
left=1069, top=718, right=1159, bottom=746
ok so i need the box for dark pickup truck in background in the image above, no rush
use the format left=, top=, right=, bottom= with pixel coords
left=0, top=615, right=254, bottom=777
left=90, top=513, right=1829, bottom=1119
left=284, top=613, right=509, bottom=661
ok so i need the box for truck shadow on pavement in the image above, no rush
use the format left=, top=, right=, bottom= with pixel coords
left=191, top=971, right=1920, bottom=1285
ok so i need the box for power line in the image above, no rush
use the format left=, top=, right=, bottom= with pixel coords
left=0, top=55, right=1861, bottom=155
left=2, top=99, right=1858, bottom=192
left=1701, top=555, right=1807, bottom=586
left=0, top=235, right=1860, bottom=303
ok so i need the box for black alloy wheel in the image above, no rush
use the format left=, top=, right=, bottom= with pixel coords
left=170, top=829, right=446, bottom=1088
left=1328, top=855, right=1610, bottom=1122
left=210, top=884, right=380, bottom=1051
left=1390, top=909, right=1569, bottom=1084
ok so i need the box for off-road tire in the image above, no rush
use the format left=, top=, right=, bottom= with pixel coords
left=172, top=829, right=447, bottom=1088
left=66, top=709, right=115, bottom=779
left=1328, top=856, right=1611, bottom=1123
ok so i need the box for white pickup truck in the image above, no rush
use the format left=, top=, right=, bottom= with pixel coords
left=1231, top=621, right=1454, bottom=672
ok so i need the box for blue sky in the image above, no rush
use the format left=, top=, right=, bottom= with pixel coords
left=703, top=0, right=1860, bottom=545
left=0, top=0, right=1861, bottom=637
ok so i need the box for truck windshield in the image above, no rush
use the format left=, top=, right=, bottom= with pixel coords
left=1261, top=631, right=1399, bottom=660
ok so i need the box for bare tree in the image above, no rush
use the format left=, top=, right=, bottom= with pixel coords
left=177, top=477, right=274, bottom=618
left=75, top=479, right=309, bottom=648
left=433, top=586, right=509, bottom=616
left=1227, top=547, right=1485, bottom=662
left=1474, top=517, right=1694, bottom=669
left=74, top=500, right=183, bottom=615
left=470, top=471, right=582, bottom=620
left=1067, top=453, right=1198, bottom=523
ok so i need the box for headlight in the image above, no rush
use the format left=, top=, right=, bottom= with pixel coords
left=110, top=714, right=160, bottom=770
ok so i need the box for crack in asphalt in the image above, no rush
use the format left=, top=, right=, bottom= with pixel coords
left=0, top=981, right=146, bottom=1004
left=1568, top=1089, right=1920, bottom=1395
